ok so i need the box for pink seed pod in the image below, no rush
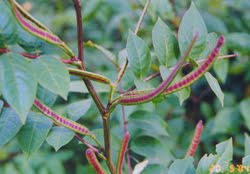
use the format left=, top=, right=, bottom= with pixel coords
left=116, top=131, right=130, bottom=174
left=13, top=6, right=62, bottom=45
left=188, top=120, right=203, bottom=156
left=163, top=35, right=225, bottom=95
left=34, top=99, right=90, bottom=136
left=120, top=33, right=199, bottom=105
left=86, top=148, right=107, bottom=174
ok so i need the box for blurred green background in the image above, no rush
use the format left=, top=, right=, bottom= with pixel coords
left=0, top=0, right=250, bottom=173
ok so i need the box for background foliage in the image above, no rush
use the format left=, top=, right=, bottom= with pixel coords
left=0, top=0, right=250, bottom=173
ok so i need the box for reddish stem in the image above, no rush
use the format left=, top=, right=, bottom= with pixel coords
left=72, top=0, right=84, bottom=67
left=0, top=48, right=10, bottom=54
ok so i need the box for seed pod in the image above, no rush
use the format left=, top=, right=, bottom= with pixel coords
left=9, top=0, right=74, bottom=57
left=34, top=99, right=90, bottom=136
left=86, top=148, right=107, bottom=174
left=120, top=33, right=199, bottom=105
left=116, top=131, right=130, bottom=174
left=162, top=36, right=225, bottom=95
left=188, top=120, right=203, bottom=156
left=68, top=68, right=110, bottom=84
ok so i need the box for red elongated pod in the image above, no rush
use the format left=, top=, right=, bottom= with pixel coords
left=188, top=120, right=203, bottom=156
left=34, top=99, right=91, bottom=136
left=86, top=148, right=107, bottom=174
left=9, top=0, right=74, bottom=57
left=0, top=48, right=11, bottom=54
left=120, top=33, right=199, bottom=105
left=162, top=35, right=225, bottom=95
left=11, top=2, right=61, bottom=44
left=121, top=36, right=225, bottom=99
left=116, top=132, right=130, bottom=174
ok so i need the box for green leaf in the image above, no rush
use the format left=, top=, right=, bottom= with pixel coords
left=0, top=0, right=17, bottom=45
left=33, top=56, right=70, bottom=100
left=213, top=59, right=229, bottom=83
left=37, top=85, right=57, bottom=107
left=168, top=156, right=195, bottom=174
left=134, top=79, right=153, bottom=91
left=126, top=31, right=151, bottom=79
left=245, top=133, right=250, bottom=156
left=130, top=135, right=173, bottom=166
left=205, top=72, right=224, bottom=107
left=212, top=108, right=240, bottom=134
left=69, top=81, right=110, bottom=93
left=147, top=0, right=175, bottom=21
left=46, top=126, right=75, bottom=151
left=17, top=112, right=53, bottom=155
left=17, top=25, right=44, bottom=52
left=196, top=138, right=233, bottom=173
left=199, top=33, right=217, bottom=60
left=15, top=155, right=36, bottom=174
left=0, top=53, right=37, bottom=123
left=152, top=18, right=178, bottom=67
left=196, top=154, right=218, bottom=174
left=240, top=98, right=250, bottom=131
left=127, top=110, right=169, bottom=138
left=178, top=2, right=207, bottom=59
left=215, top=138, right=233, bottom=172
left=141, top=164, right=166, bottom=174
left=0, top=108, right=23, bottom=148
left=175, top=87, right=191, bottom=106
left=46, top=159, right=66, bottom=174
left=243, top=155, right=250, bottom=166
left=226, top=33, right=250, bottom=55
left=202, top=12, right=228, bottom=34
left=66, top=99, right=92, bottom=121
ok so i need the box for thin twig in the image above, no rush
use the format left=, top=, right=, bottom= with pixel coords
left=75, top=134, right=99, bottom=153
left=0, top=47, right=82, bottom=67
left=71, top=0, right=106, bottom=115
left=72, top=1, right=112, bottom=171
left=72, top=0, right=84, bottom=68
left=134, top=0, right=151, bottom=35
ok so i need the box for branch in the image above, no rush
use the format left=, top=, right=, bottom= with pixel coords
left=75, top=134, right=106, bottom=160
left=134, top=0, right=151, bottom=35
left=102, top=114, right=116, bottom=174
left=72, top=0, right=84, bottom=67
